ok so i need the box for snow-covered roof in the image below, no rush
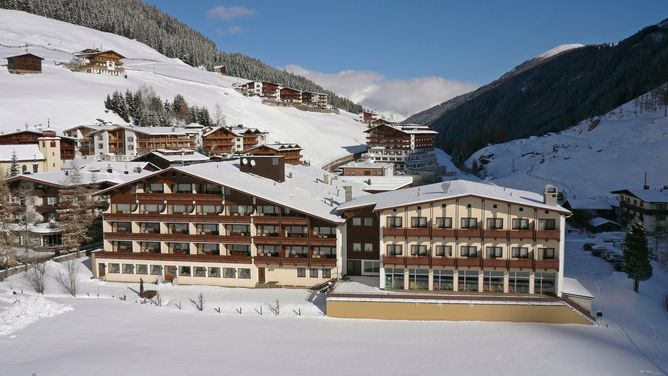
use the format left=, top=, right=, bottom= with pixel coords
left=611, top=188, right=668, bottom=203
left=365, top=123, right=438, bottom=135
left=561, top=277, right=594, bottom=299
left=337, top=179, right=571, bottom=214
left=588, top=217, right=621, bottom=228
left=0, top=144, right=44, bottom=162
left=146, top=149, right=210, bottom=162
left=565, top=197, right=615, bottom=210
left=97, top=160, right=367, bottom=223
left=341, top=162, right=393, bottom=170
left=67, top=160, right=156, bottom=173
left=7, top=168, right=152, bottom=187
left=257, top=143, right=302, bottom=151
left=341, top=176, right=413, bottom=192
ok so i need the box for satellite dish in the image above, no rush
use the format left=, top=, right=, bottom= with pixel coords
left=241, top=158, right=248, bottom=165
left=250, top=159, right=256, bottom=167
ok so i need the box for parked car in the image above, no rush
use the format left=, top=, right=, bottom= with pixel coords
left=613, top=261, right=625, bottom=272
left=604, top=252, right=619, bottom=262
left=591, top=246, right=606, bottom=257
left=583, top=242, right=595, bottom=251
left=611, top=255, right=624, bottom=263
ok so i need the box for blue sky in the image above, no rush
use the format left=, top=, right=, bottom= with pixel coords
left=146, top=0, right=668, bottom=117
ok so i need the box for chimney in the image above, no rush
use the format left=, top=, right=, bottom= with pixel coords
left=343, top=185, right=353, bottom=202
left=239, top=155, right=285, bottom=183
left=643, top=172, right=649, bottom=190
left=543, top=185, right=558, bottom=206
left=324, top=174, right=329, bottom=184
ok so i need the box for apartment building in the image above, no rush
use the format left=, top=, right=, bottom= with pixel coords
left=364, top=123, right=438, bottom=172
left=84, top=125, right=196, bottom=159
left=91, top=156, right=365, bottom=288
left=201, top=125, right=267, bottom=156
left=337, top=181, right=569, bottom=297
left=611, top=187, right=668, bottom=233
left=244, top=143, right=303, bottom=165
left=340, top=162, right=394, bottom=177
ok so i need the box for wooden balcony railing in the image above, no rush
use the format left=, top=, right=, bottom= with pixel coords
left=458, top=229, right=482, bottom=238
left=534, top=259, right=559, bottom=270
left=379, top=256, right=559, bottom=271
left=94, top=251, right=252, bottom=264
left=535, top=230, right=560, bottom=240
left=431, top=228, right=456, bottom=238
left=405, top=228, right=430, bottom=237
left=508, top=259, right=534, bottom=269
left=381, top=227, right=560, bottom=241
left=383, top=227, right=406, bottom=237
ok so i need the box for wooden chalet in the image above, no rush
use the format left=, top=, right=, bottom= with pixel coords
left=202, top=126, right=242, bottom=155
left=6, top=53, right=43, bottom=74
left=245, top=143, right=303, bottom=165
left=72, top=49, right=125, bottom=76
left=278, top=87, right=302, bottom=103
left=302, top=91, right=328, bottom=107
left=0, top=129, right=76, bottom=160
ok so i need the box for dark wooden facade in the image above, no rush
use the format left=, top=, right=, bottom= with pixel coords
left=245, top=144, right=302, bottom=165
left=279, top=87, right=302, bottom=102
left=202, top=127, right=238, bottom=155
left=7, top=53, right=43, bottom=74
left=0, top=130, right=76, bottom=160
left=342, top=205, right=380, bottom=275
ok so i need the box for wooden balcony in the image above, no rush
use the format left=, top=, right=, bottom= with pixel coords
left=280, top=257, right=310, bottom=266
left=253, top=235, right=282, bottom=245
left=534, top=259, right=559, bottom=270
left=508, top=259, right=533, bottom=269
left=406, top=228, right=430, bottom=237
left=254, top=256, right=282, bottom=265
left=535, top=230, right=560, bottom=240
left=310, top=237, right=337, bottom=247
left=431, top=228, right=456, bottom=238
left=508, top=230, right=534, bottom=240
left=252, top=216, right=281, bottom=225
left=383, top=256, right=406, bottom=266
left=135, top=193, right=222, bottom=204
left=405, top=256, right=430, bottom=266
left=483, top=229, right=508, bottom=239
left=104, top=213, right=225, bottom=223
left=218, top=215, right=252, bottom=224
left=383, top=227, right=406, bottom=237
left=309, top=258, right=337, bottom=267
left=103, top=232, right=251, bottom=244
left=279, top=217, right=310, bottom=225
left=430, top=257, right=456, bottom=267
left=482, top=258, right=508, bottom=269
left=458, top=228, right=482, bottom=238
left=457, top=258, right=481, bottom=267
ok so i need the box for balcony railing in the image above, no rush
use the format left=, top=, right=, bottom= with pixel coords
left=379, top=256, right=559, bottom=271
left=383, top=227, right=406, bottom=237
left=381, top=227, right=560, bottom=241
left=405, top=228, right=430, bottom=237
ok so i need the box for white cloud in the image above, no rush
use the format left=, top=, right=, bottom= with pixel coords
left=285, top=65, right=477, bottom=120
left=207, top=5, right=255, bottom=21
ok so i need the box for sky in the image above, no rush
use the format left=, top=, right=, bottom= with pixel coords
left=147, top=0, right=668, bottom=118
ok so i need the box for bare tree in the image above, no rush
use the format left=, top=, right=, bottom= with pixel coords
left=25, top=262, right=49, bottom=294
left=55, top=259, right=80, bottom=297
left=190, top=293, right=204, bottom=311
left=57, top=168, right=97, bottom=257
left=0, top=177, right=15, bottom=275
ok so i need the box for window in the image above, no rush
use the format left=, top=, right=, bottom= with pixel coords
left=114, top=241, right=132, bottom=252
left=200, top=205, right=223, bottom=215
left=150, top=265, right=163, bottom=276
left=410, top=245, right=428, bottom=256
left=353, top=243, right=362, bottom=252
left=194, top=267, right=207, bottom=277
left=363, top=243, right=374, bottom=253
left=122, top=264, right=135, bottom=274
left=257, top=205, right=280, bottom=216
left=142, top=204, right=162, bottom=213
left=436, top=217, right=452, bottom=228
left=458, top=270, right=479, bottom=292
left=168, top=223, right=189, bottom=234
left=197, top=224, right=219, bottom=235
left=435, top=245, right=452, bottom=257
left=322, top=268, right=331, bottom=278
left=511, top=247, right=530, bottom=259
left=364, top=217, right=374, bottom=226
left=433, top=269, right=454, bottom=291
left=258, top=225, right=280, bottom=236
left=297, top=268, right=306, bottom=278
left=46, top=196, right=58, bottom=206
left=411, top=217, right=428, bottom=228
left=148, top=183, right=164, bottom=193
left=313, top=247, right=335, bottom=258
left=109, top=263, right=120, bottom=273
left=223, top=268, right=236, bottom=278
left=460, top=246, right=478, bottom=258
left=313, top=226, right=336, bottom=238
left=408, top=269, right=429, bottom=290
left=115, top=203, right=133, bottom=214
left=136, top=264, right=148, bottom=275
left=384, top=268, right=404, bottom=290
left=113, top=222, right=132, bottom=233
left=386, top=244, right=403, bottom=256
left=284, top=225, right=307, bottom=237
left=362, top=260, right=380, bottom=274
left=483, top=271, right=504, bottom=293
left=461, top=217, right=478, bottom=229
left=175, top=184, right=192, bottom=193
left=534, top=272, right=556, bottom=295
left=208, top=267, right=221, bottom=278
left=237, top=268, right=251, bottom=279
left=170, top=242, right=190, bottom=254
left=386, top=216, right=403, bottom=228
left=486, top=246, right=503, bottom=259
left=140, top=222, right=160, bottom=234
left=285, top=246, right=307, bottom=258
left=352, top=217, right=362, bottom=226
left=309, top=268, right=319, bottom=278
left=486, top=218, right=503, bottom=229
left=512, top=218, right=530, bottom=230
left=509, top=272, right=530, bottom=294
left=258, top=245, right=280, bottom=257
left=227, top=244, right=250, bottom=255
left=179, top=266, right=191, bottom=277
left=538, top=218, right=556, bottom=231
left=541, top=248, right=556, bottom=260
left=226, top=224, right=250, bottom=236
left=198, top=184, right=222, bottom=194
left=170, top=204, right=193, bottom=214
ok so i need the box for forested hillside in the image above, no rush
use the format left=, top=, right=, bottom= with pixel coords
left=407, top=20, right=668, bottom=164
left=0, top=0, right=362, bottom=113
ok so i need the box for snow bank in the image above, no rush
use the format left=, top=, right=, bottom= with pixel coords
left=0, top=295, right=73, bottom=336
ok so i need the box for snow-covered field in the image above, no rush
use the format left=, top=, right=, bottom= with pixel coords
left=467, top=89, right=668, bottom=202
left=0, top=236, right=666, bottom=375
left=0, top=10, right=368, bottom=166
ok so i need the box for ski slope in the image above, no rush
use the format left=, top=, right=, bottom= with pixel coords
left=0, top=10, right=367, bottom=167
left=467, top=88, right=668, bottom=202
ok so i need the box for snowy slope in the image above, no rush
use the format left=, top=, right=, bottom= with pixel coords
left=535, top=44, right=584, bottom=60
left=0, top=10, right=367, bottom=167
left=466, top=88, right=668, bottom=202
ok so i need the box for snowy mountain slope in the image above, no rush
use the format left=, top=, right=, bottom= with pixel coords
left=467, top=88, right=668, bottom=202
left=0, top=10, right=367, bottom=167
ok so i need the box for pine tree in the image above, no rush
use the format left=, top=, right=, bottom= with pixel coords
left=623, top=216, right=653, bottom=293
left=0, top=177, right=14, bottom=271
left=57, top=168, right=96, bottom=257
left=8, top=151, right=19, bottom=177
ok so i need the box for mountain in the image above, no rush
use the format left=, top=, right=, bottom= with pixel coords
left=0, top=0, right=362, bottom=113
left=0, top=10, right=367, bottom=167
left=406, top=21, right=668, bottom=164
left=466, top=86, right=668, bottom=203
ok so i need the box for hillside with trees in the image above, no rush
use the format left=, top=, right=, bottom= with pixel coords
left=0, top=0, right=362, bottom=113
left=406, top=20, right=668, bottom=164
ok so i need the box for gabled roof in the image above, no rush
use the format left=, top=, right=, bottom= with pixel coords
left=96, top=160, right=367, bottom=223
left=610, top=188, right=668, bottom=203
left=0, top=144, right=44, bottom=162
left=7, top=53, right=44, bottom=60
left=202, top=125, right=242, bottom=138
left=135, top=149, right=210, bottom=163
left=247, top=143, right=302, bottom=152
left=364, top=123, right=438, bottom=135
left=75, top=49, right=125, bottom=59
left=5, top=168, right=151, bottom=188
left=340, top=176, right=413, bottom=192
left=337, top=179, right=571, bottom=214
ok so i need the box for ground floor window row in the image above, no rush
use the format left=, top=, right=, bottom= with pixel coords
left=384, top=268, right=556, bottom=295
left=385, top=244, right=556, bottom=259
left=296, top=268, right=332, bottom=279
left=105, top=263, right=252, bottom=279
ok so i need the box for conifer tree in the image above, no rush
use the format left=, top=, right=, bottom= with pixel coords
left=623, top=216, right=653, bottom=293
left=8, top=151, right=19, bottom=177
left=57, top=167, right=96, bottom=257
